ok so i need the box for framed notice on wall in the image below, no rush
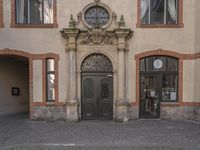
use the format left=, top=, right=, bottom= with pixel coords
left=12, top=87, right=20, bottom=96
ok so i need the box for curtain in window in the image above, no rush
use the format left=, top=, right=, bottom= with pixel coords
left=153, top=0, right=163, bottom=12
left=168, top=0, right=177, bottom=22
left=16, top=0, right=25, bottom=23
left=141, top=0, right=149, bottom=21
left=44, top=0, right=53, bottom=23
left=30, top=0, right=42, bottom=24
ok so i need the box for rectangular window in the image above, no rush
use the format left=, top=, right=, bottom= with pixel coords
left=15, top=0, right=54, bottom=24
left=46, top=58, right=55, bottom=102
left=141, top=0, right=178, bottom=25
left=138, top=0, right=183, bottom=27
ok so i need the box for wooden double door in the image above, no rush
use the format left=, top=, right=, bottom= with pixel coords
left=81, top=73, right=113, bottom=120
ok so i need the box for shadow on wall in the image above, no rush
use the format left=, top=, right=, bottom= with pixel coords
left=0, top=56, right=29, bottom=116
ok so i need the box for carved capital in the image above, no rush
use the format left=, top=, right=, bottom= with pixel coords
left=61, top=28, right=79, bottom=38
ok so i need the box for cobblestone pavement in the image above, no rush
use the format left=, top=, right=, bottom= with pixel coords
left=0, top=113, right=200, bottom=150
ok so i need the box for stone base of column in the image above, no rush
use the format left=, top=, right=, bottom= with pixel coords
left=66, top=101, right=79, bottom=122
left=115, top=100, right=130, bottom=122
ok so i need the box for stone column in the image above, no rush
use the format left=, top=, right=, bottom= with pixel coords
left=115, top=28, right=132, bottom=122
left=61, top=28, right=79, bottom=122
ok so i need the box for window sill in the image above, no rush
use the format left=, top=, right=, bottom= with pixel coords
left=10, top=23, right=58, bottom=28
left=161, top=102, right=180, bottom=107
left=136, top=23, right=184, bottom=28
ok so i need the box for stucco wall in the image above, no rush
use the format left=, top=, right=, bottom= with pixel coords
left=183, top=60, right=195, bottom=102
left=0, top=0, right=198, bottom=104
left=33, top=60, right=43, bottom=102
left=195, top=0, right=200, bottom=52
left=0, top=58, right=29, bottom=116
left=194, top=59, right=200, bottom=102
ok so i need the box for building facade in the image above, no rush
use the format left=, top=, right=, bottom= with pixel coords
left=0, top=0, right=199, bottom=122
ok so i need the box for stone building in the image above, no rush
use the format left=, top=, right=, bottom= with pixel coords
left=0, top=0, right=199, bottom=122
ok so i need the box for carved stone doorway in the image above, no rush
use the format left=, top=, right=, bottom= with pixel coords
left=81, top=54, right=113, bottom=120
left=61, top=0, right=133, bottom=122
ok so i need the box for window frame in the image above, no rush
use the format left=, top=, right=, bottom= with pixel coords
left=0, top=0, right=3, bottom=27
left=136, top=0, right=183, bottom=28
left=11, top=0, right=58, bottom=28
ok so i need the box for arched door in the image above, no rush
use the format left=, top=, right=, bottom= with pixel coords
left=81, top=54, right=113, bottom=120
left=139, top=56, right=178, bottom=118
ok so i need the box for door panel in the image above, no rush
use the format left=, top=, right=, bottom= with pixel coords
left=98, top=77, right=113, bottom=118
left=140, top=75, right=160, bottom=118
left=82, top=73, right=113, bottom=120
left=82, top=77, right=97, bottom=119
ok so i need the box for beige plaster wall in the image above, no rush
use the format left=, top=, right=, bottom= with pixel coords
left=0, top=58, right=29, bottom=116
left=194, top=59, right=200, bottom=102
left=194, top=0, right=200, bottom=52
left=33, top=60, right=43, bottom=102
left=0, top=0, right=198, bottom=103
left=183, top=60, right=195, bottom=102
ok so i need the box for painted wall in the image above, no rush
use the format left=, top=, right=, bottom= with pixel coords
left=194, top=59, right=200, bottom=102
left=0, top=0, right=199, bottom=104
left=195, top=0, right=200, bottom=52
left=0, top=58, right=29, bottom=116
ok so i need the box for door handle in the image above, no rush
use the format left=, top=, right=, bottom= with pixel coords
left=107, top=75, right=113, bottom=77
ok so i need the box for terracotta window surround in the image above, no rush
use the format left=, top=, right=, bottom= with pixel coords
left=134, top=49, right=200, bottom=107
left=0, top=0, right=3, bottom=27
left=11, top=0, right=58, bottom=28
left=136, top=0, right=184, bottom=28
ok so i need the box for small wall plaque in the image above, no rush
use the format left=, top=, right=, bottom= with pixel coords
left=12, top=87, right=20, bottom=96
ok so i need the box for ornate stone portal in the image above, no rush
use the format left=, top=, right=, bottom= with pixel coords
left=61, top=0, right=133, bottom=122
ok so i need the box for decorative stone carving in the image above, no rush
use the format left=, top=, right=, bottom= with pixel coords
left=61, top=0, right=133, bottom=122
left=81, top=53, right=113, bottom=72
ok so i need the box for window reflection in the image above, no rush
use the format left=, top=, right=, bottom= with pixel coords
left=16, top=0, right=54, bottom=24
left=46, top=58, right=55, bottom=101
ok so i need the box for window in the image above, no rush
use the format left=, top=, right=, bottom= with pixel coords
left=11, top=0, right=57, bottom=28
left=137, top=0, right=183, bottom=28
left=84, top=6, right=110, bottom=27
left=140, top=56, right=178, bottom=102
left=0, top=0, right=3, bottom=27
left=46, top=58, right=55, bottom=102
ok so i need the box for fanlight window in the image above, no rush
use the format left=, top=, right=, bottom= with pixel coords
left=81, top=54, right=113, bottom=72
left=84, top=6, right=110, bottom=27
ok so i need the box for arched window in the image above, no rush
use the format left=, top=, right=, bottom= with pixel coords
left=140, top=56, right=178, bottom=102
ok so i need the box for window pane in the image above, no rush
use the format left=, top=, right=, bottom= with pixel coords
left=167, top=57, right=178, bottom=71
left=150, top=0, right=165, bottom=24
left=167, top=0, right=177, bottom=24
left=15, top=0, right=54, bottom=24
left=47, top=74, right=55, bottom=101
left=162, top=75, right=178, bottom=101
left=44, top=0, right=54, bottom=23
left=16, top=0, right=28, bottom=23
left=30, top=0, right=43, bottom=24
left=47, top=59, right=55, bottom=72
left=140, top=56, right=168, bottom=72
left=141, top=0, right=150, bottom=24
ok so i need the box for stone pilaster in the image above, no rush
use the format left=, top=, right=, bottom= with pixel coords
left=115, top=28, right=132, bottom=122
left=61, top=28, right=80, bottom=122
